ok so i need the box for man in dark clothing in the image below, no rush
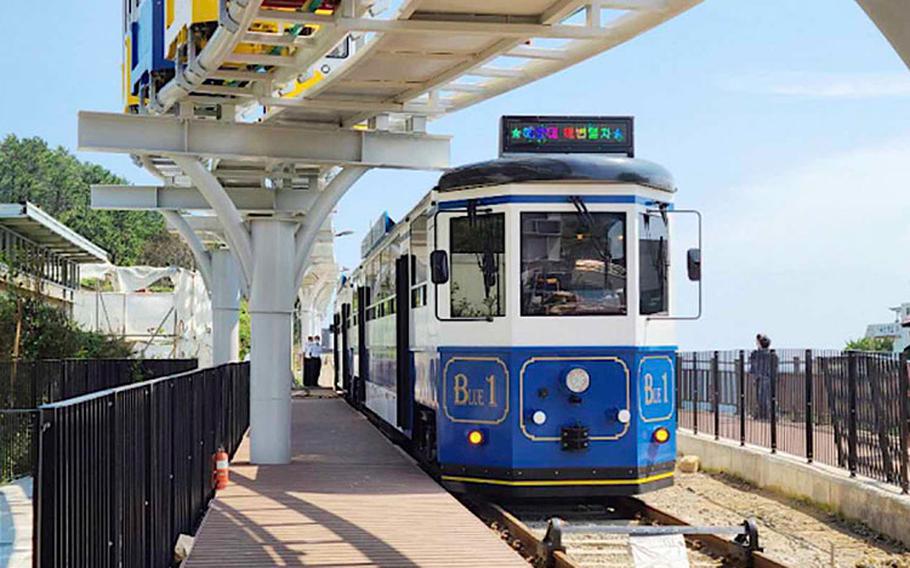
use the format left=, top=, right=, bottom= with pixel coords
left=749, top=334, right=778, bottom=419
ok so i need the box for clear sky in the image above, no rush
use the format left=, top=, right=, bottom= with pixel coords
left=0, top=1, right=908, bottom=349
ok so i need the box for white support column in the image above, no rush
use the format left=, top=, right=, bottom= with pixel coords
left=248, top=218, right=297, bottom=464
left=211, top=249, right=242, bottom=365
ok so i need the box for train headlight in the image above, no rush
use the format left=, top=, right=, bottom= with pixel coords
left=616, top=409, right=631, bottom=424
left=532, top=410, right=547, bottom=425
left=467, top=430, right=486, bottom=446
left=565, top=368, right=591, bottom=394
left=652, top=427, right=671, bottom=444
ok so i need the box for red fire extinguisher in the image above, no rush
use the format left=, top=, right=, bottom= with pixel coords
left=213, top=447, right=229, bottom=490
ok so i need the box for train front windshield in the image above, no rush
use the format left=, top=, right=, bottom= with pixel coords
left=521, top=212, right=627, bottom=316
left=445, top=208, right=671, bottom=319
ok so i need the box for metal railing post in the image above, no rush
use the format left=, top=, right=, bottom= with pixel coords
left=692, top=353, right=699, bottom=435
left=738, top=350, right=745, bottom=446
left=847, top=351, right=858, bottom=477
left=805, top=349, right=814, bottom=463
left=712, top=351, right=720, bottom=440
left=33, top=407, right=52, bottom=567
left=770, top=349, right=777, bottom=454
left=899, top=352, right=909, bottom=494
left=110, top=391, right=122, bottom=566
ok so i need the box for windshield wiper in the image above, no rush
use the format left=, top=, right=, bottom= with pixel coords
left=569, top=195, right=611, bottom=265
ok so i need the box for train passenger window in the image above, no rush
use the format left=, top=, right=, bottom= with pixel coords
left=639, top=212, right=669, bottom=315
left=520, top=212, right=626, bottom=316
left=449, top=213, right=506, bottom=318
left=410, top=216, right=429, bottom=286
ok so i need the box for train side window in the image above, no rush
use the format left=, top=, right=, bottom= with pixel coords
left=639, top=212, right=669, bottom=315
left=449, top=213, right=506, bottom=319
left=410, top=215, right=429, bottom=286
left=410, top=215, right=429, bottom=308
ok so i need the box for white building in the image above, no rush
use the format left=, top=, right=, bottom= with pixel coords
left=865, top=302, right=910, bottom=353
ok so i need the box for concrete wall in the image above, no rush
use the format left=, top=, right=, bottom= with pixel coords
left=678, top=430, right=910, bottom=548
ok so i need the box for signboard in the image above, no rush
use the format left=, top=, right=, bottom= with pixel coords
left=500, top=115, right=634, bottom=157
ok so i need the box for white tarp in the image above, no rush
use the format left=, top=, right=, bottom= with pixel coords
left=74, top=265, right=213, bottom=366
left=80, top=264, right=183, bottom=293
left=629, top=534, right=690, bottom=568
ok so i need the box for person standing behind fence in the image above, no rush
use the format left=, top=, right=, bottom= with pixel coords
left=749, top=334, right=777, bottom=419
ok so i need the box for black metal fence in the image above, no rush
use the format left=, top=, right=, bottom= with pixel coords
left=0, top=358, right=197, bottom=484
left=34, top=362, right=250, bottom=568
left=0, top=409, right=37, bottom=482
left=0, top=358, right=198, bottom=409
left=678, top=350, right=910, bottom=492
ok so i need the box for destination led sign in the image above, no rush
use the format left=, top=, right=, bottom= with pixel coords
left=500, top=115, right=634, bottom=157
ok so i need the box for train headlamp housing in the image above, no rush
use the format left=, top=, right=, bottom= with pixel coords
left=565, top=368, right=591, bottom=394
left=467, top=429, right=486, bottom=446
left=652, top=427, right=671, bottom=444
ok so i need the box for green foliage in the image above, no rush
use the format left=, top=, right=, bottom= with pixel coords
left=239, top=298, right=251, bottom=360
left=0, top=292, right=132, bottom=359
left=0, top=134, right=191, bottom=267
left=845, top=336, right=895, bottom=353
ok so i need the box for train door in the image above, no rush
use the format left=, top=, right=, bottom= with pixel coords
left=356, top=286, right=369, bottom=406
left=395, top=255, right=412, bottom=430
left=341, top=302, right=351, bottom=396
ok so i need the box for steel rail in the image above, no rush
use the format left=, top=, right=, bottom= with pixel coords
left=467, top=497, right=790, bottom=568
left=617, top=497, right=788, bottom=568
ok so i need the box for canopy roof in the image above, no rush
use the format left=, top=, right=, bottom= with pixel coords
left=0, top=202, right=110, bottom=263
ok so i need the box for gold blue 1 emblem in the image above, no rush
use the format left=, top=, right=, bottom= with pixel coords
left=444, top=358, right=509, bottom=424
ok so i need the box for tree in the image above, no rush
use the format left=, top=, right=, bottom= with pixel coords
left=0, top=134, right=192, bottom=267
left=845, top=336, right=895, bottom=353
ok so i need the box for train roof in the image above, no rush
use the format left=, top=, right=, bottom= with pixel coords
left=437, top=155, right=676, bottom=194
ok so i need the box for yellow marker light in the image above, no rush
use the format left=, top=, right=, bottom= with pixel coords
left=467, top=430, right=485, bottom=446
left=652, top=427, right=671, bottom=444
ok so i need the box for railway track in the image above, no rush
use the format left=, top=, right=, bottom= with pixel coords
left=467, top=497, right=789, bottom=568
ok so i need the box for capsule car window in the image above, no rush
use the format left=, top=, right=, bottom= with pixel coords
left=449, top=213, right=506, bottom=318
left=520, top=212, right=627, bottom=316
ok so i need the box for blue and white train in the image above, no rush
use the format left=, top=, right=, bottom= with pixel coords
left=332, top=116, right=701, bottom=497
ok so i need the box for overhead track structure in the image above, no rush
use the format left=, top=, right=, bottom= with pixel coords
left=85, top=0, right=703, bottom=464
left=138, top=0, right=703, bottom=127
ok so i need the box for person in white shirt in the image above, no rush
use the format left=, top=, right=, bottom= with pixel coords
left=304, top=336, right=322, bottom=387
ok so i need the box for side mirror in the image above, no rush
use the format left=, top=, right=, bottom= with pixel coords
left=687, top=248, right=702, bottom=281
left=430, top=250, right=449, bottom=284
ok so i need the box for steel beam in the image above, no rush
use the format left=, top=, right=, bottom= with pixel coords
left=173, top=156, right=254, bottom=289
left=294, top=167, right=367, bottom=289
left=160, top=210, right=213, bottom=290
left=92, top=185, right=319, bottom=213
left=78, top=111, right=450, bottom=170
left=257, top=10, right=618, bottom=40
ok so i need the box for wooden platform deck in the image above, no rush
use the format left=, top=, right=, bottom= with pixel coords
left=184, top=397, right=528, bottom=567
